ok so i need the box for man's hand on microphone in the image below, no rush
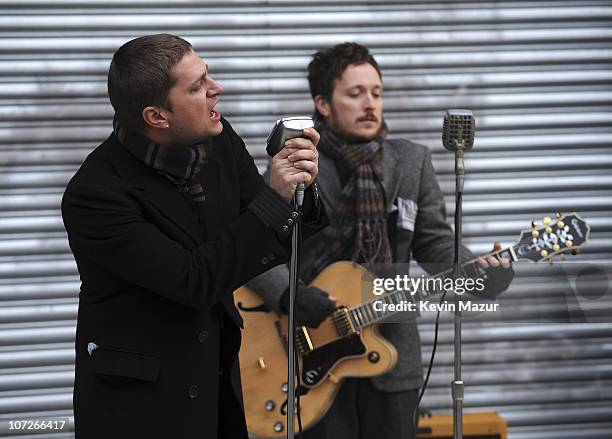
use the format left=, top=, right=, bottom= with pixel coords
left=268, top=128, right=320, bottom=203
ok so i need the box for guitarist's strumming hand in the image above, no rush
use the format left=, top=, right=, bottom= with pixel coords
left=474, top=242, right=514, bottom=299
left=280, top=285, right=337, bottom=328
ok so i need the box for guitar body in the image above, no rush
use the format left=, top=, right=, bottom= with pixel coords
left=236, top=261, right=398, bottom=438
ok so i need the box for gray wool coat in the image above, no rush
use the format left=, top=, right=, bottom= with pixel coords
left=248, top=138, right=475, bottom=392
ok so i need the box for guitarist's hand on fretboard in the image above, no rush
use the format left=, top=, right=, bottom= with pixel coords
left=474, top=241, right=515, bottom=300
left=280, top=285, right=337, bottom=328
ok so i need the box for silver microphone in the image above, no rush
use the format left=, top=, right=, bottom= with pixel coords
left=442, top=109, right=475, bottom=152
left=266, top=116, right=314, bottom=206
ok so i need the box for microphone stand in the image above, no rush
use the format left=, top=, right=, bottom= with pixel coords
left=287, top=183, right=304, bottom=439
left=452, top=144, right=466, bottom=439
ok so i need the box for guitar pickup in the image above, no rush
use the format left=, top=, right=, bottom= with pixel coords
left=332, top=306, right=358, bottom=336
left=276, top=321, right=313, bottom=354
left=296, top=327, right=314, bottom=354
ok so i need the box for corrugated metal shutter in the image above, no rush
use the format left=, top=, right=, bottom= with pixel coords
left=0, top=1, right=610, bottom=437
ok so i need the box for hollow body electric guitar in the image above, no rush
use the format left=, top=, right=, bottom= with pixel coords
left=235, top=213, right=589, bottom=438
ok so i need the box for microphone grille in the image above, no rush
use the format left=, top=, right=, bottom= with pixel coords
left=442, top=109, right=475, bottom=151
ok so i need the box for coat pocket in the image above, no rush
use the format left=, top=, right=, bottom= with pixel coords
left=89, top=347, right=160, bottom=383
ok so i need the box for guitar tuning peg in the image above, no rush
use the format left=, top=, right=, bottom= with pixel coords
left=556, top=212, right=562, bottom=219
left=531, top=220, right=537, bottom=228
left=559, top=253, right=566, bottom=260
left=557, top=220, right=565, bottom=228
left=543, top=217, right=552, bottom=225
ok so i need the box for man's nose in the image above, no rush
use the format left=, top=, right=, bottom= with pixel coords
left=363, top=93, right=376, bottom=109
left=209, top=77, right=224, bottom=95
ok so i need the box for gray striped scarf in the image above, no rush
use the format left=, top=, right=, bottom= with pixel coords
left=113, top=115, right=208, bottom=202
left=303, top=118, right=392, bottom=283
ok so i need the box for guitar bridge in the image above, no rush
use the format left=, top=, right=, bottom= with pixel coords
left=332, top=306, right=357, bottom=336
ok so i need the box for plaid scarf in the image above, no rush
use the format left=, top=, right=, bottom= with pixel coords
left=303, top=117, right=392, bottom=283
left=113, top=116, right=208, bottom=203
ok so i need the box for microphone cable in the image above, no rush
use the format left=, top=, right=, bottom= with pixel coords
left=282, top=208, right=304, bottom=438
left=412, top=287, right=448, bottom=434
left=295, top=337, right=304, bottom=437
left=294, top=197, right=304, bottom=438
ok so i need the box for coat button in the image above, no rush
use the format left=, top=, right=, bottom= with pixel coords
left=197, top=330, right=208, bottom=343
left=188, top=385, right=199, bottom=399
left=261, top=256, right=269, bottom=265
left=282, top=225, right=289, bottom=232
left=287, top=219, right=294, bottom=226
left=268, top=253, right=275, bottom=262
left=291, top=211, right=299, bottom=219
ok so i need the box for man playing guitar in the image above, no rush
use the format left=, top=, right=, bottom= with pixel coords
left=247, top=42, right=513, bottom=439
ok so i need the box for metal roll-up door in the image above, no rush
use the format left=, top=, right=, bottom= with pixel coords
left=0, top=1, right=610, bottom=437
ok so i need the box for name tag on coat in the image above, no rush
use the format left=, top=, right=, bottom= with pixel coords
left=393, top=197, right=418, bottom=231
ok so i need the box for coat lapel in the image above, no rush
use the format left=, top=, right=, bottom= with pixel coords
left=315, top=153, right=342, bottom=217
left=143, top=173, right=203, bottom=245
left=195, top=157, right=220, bottom=241
left=380, top=139, right=403, bottom=208
left=109, top=138, right=202, bottom=245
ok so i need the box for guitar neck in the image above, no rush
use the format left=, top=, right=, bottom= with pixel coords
left=347, top=246, right=517, bottom=329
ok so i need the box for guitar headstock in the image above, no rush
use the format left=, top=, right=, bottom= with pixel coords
left=514, top=213, right=590, bottom=263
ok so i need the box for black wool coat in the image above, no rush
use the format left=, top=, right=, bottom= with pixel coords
left=62, top=119, right=295, bottom=439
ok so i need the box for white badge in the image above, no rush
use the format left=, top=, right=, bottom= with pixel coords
left=396, top=197, right=418, bottom=231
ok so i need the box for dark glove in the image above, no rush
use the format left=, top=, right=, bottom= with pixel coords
left=279, top=285, right=336, bottom=328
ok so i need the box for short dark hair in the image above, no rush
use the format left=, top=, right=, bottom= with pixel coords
left=107, top=34, right=193, bottom=132
left=307, top=42, right=382, bottom=103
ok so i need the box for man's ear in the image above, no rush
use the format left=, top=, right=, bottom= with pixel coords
left=314, top=95, right=331, bottom=118
left=142, top=106, right=170, bottom=130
